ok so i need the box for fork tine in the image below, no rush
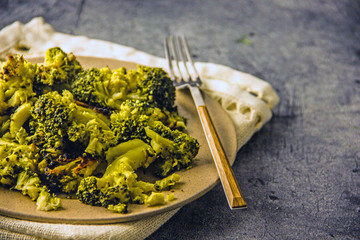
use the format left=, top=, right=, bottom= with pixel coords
left=170, top=36, right=187, bottom=85
left=164, top=37, right=176, bottom=81
left=176, top=36, right=192, bottom=82
left=165, top=35, right=201, bottom=87
left=180, top=35, right=202, bottom=85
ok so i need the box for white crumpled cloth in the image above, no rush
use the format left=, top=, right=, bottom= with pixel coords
left=0, top=17, right=279, bottom=240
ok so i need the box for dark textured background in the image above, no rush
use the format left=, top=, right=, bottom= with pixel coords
left=1, top=0, right=359, bottom=239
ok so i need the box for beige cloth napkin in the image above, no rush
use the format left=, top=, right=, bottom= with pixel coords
left=0, top=17, right=279, bottom=240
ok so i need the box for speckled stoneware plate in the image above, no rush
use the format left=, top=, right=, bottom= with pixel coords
left=0, top=56, right=237, bottom=224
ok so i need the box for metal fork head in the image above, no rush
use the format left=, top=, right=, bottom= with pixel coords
left=164, top=35, right=202, bottom=88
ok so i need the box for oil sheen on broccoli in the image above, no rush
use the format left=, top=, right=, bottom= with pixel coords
left=0, top=47, right=200, bottom=213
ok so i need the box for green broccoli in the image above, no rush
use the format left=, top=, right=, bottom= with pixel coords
left=109, top=99, right=186, bottom=143
left=35, top=47, right=83, bottom=89
left=44, top=156, right=101, bottom=193
left=130, top=174, right=180, bottom=206
left=0, top=115, right=10, bottom=137
left=75, top=176, right=101, bottom=205
left=36, top=186, right=62, bottom=211
left=77, top=139, right=180, bottom=212
left=145, top=121, right=200, bottom=177
left=70, top=65, right=176, bottom=111
left=28, top=90, right=115, bottom=193
left=14, top=169, right=42, bottom=200
left=0, top=55, right=37, bottom=112
left=9, top=102, right=32, bottom=139
left=126, top=66, right=176, bottom=111
left=14, top=170, right=62, bottom=211
left=0, top=47, right=83, bottom=113
left=0, top=139, right=39, bottom=184
left=68, top=117, right=115, bottom=158
left=29, top=90, right=76, bottom=162
left=0, top=138, right=62, bottom=211
left=71, top=67, right=128, bottom=110
left=29, top=90, right=114, bottom=160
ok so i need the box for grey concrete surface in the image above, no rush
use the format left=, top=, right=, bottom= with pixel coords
left=1, top=0, right=359, bottom=239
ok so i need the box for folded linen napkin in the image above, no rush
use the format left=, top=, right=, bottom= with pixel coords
left=0, top=17, right=279, bottom=240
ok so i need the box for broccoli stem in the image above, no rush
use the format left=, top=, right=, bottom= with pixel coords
left=105, top=139, right=147, bottom=164
left=10, top=103, right=32, bottom=138
left=104, top=140, right=155, bottom=175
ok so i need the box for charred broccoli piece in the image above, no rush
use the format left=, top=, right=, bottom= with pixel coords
left=71, top=67, right=128, bottom=110
left=28, top=90, right=114, bottom=193
left=0, top=55, right=37, bottom=113
left=34, top=47, right=83, bottom=89
left=15, top=170, right=62, bottom=211
left=0, top=139, right=39, bottom=186
left=77, top=139, right=180, bottom=212
left=76, top=176, right=102, bottom=206
left=109, top=99, right=186, bottom=143
left=29, top=90, right=114, bottom=161
left=0, top=139, right=62, bottom=211
left=0, top=47, right=83, bottom=113
left=29, top=90, right=76, bottom=162
left=67, top=112, right=116, bottom=158
left=43, top=156, right=101, bottom=193
left=145, top=121, right=200, bottom=177
left=14, top=169, right=42, bottom=200
left=77, top=175, right=130, bottom=213
left=70, top=65, right=176, bottom=111
left=126, top=66, right=176, bottom=111
left=36, top=186, right=62, bottom=211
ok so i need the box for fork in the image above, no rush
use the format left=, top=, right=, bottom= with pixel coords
left=164, top=35, right=247, bottom=209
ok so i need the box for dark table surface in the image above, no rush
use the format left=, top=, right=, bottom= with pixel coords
left=1, top=0, right=359, bottom=239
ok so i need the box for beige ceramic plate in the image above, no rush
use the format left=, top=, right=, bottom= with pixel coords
left=0, top=56, right=237, bottom=224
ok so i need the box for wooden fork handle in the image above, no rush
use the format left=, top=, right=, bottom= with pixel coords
left=198, top=105, right=247, bottom=209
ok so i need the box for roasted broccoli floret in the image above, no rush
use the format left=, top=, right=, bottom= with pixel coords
left=71, top=65, right=176, bottom=111
left=35, top=47, right=83, bottom=89
left=109, top=99, right=186, bottom=143
left=126, top=66, right=176, bottom=111
left=77, top=174, right=130, bottom=213
left=0, top=138, right=62, bottom=211
left=145, top=121, right=200, bottom=177
left=15, top=170, right=62, bottom=211
left=0, top=139, right=39, bottom=186
left=76, top=176, right=102, bottom=206
left=29, top=90, right=76, bottom=162
left=14, top=169, right=42, bottom=200
left=28, top=90, right=115, bottom=193
left=68, top=116, right=116, bottom=158
left=77, top=139, right=180, bottom=212
left=71, top=67, right=127, bottom=110
left=36, top=186, right=62, bottom=211
left=43, top=156, right=101, bottom=193
left=77, top=140, right=152, bottom=212
left=29, top=90, right=114, bottom=160
left=0, top=55, right=37, bottom=113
